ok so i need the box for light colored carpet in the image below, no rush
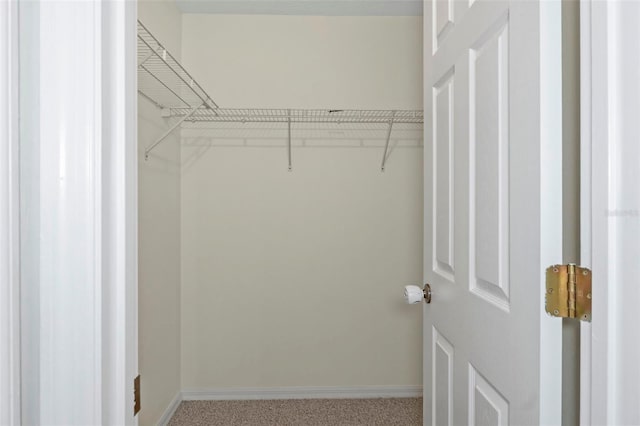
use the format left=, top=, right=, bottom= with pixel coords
left=168, top=398, right=422, bottom=426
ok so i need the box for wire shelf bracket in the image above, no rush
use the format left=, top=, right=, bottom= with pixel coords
left=145, top=102, right=205, bottom=160
left=287, top=109, right=292, bottom=172
left=380, top=111, right=396, bottom=172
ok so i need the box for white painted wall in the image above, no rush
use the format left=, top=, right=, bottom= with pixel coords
left=181, top=15, right=422, bottom=109
left=180, top=15, right=424, bottom=390
left=138, top=1, right=182, bottom=424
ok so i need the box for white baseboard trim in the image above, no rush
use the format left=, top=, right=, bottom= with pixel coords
left=181, top=385, right=422, bottom=401
left=156, top=391, right=183, bottom=426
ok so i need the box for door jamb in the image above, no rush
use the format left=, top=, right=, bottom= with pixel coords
left=580, top=1, right=640, bottom=424
left=0, top=0, right=21, bottom=422
left=579, top=0, right=593, bottom=423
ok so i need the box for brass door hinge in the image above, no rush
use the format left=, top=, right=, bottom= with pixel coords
left=134, top=375, right=141, bottom=415
left=545, top=264, right=591, bottom=322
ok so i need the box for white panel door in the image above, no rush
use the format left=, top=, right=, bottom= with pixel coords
left=423, top=1, right=563, bottom=425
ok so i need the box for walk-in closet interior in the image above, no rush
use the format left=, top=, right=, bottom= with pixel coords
left=138, top=0, right=424, bottom=423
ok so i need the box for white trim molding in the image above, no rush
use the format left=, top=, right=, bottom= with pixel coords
left=100, top=1, right=139, bottom=423
left=181, top=386, right=423, bottom=401
left=581, top=1, right=640, bottom=424
left=0, top=0, right=21, bottom=423
left=22, top=2, right=107, bottom=422
left=17, top=1, right=138, bottom=423
left=157, top=392, right=183, bottom=426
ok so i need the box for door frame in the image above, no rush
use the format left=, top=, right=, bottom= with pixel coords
left=6, top=0, right=637, bottom=423
left=0, top=0, right=21, bottom=423
left=580, top=0, right=639, bottom=424
left=579, top=2, right=594, bottom=422
left=1, top=0, right=138, bottom=423
left=100, top=1, right=139, bottom=423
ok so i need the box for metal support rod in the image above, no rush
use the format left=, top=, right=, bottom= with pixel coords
left=138, top=51, right=155, bottom=67
left=138, top=90, right=164, bottom=110
left=287, top=109, right=292, bottom=171
left=145, top=102, right=204, bottom=160
left=140, top=65, right=191, bottom=108
left=381, top=111, right=396, bottom=171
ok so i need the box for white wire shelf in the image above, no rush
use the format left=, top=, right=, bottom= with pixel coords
left=138, top=20, right=217, bottom=111
left=168, top=108, right=424, bottom=124
left=137, top=19, right=423, bottom=170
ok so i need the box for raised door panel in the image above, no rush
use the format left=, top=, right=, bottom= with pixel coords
left=469, top=17, right=510, bottom=312
left=432, top=69, right=455, bottom=283
left=432, top=0, right=454, bottom=53
left=469, top=365, right=509, bottom=426
left=432, top=328, right=454, bottom=426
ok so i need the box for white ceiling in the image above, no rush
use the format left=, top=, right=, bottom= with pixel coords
left=175, top=0, right=423, bottom=16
